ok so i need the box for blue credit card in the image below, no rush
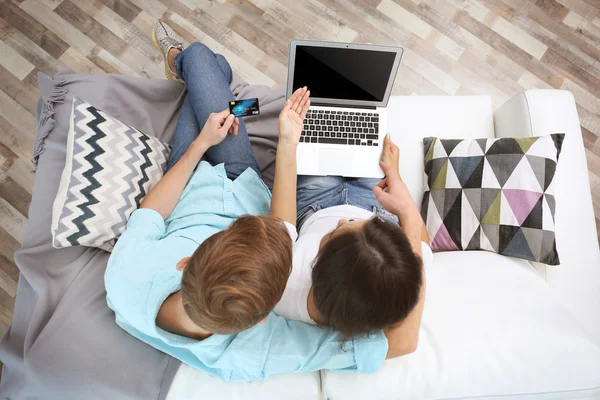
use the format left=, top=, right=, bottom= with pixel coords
left=229, top=98, right=260, bottom=117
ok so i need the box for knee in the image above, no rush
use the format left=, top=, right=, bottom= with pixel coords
left=185, top=42, right=214, bottom=61
left=298, top=176, right=344, bottom=191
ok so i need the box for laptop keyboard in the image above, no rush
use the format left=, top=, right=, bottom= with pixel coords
left=300, top=109, right=380, bottom=146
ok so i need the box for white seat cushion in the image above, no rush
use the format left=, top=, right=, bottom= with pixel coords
left=322, top=251, right=600, bottom=399
left=167, top=367, right=321, bottom=400
left=494, top=90, right=600, bottom=341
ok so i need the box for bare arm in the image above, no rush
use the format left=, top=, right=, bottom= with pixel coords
left=421, top=219, right=430, bottom=245
left=270, top=87, right=310, bottom=226
left=397, top=205, right=424, bottom=256
left=385, top=266, right=426, bottom=358
left=140, top=110, right=238, bottom=219
left=373, top=136, right=427, bottom=358
left=384, top=200, right=427, bottom=358
left=271, top=143, right=299, bottom=225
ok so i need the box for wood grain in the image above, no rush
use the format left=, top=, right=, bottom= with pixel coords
left=0, top=198, right=26, bottom=244
left=0, top=228, right=21, bottom=278
left=0, top=0, right=598, bottom=344
left=19, top=0, right=96, bottom=55
left=55, top=0, right=129, bottom=57
left=100, top=0, right=142, bottom=23
left=535, top=0, right=570, bottom=21
left=0, top=0, right=70, bottom=59
left=0, top=39, right=35, bottom=80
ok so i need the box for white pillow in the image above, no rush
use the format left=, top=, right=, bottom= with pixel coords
left=322, top=251, right=600, bottom=399
left=51, top=97, right=170, bottom=250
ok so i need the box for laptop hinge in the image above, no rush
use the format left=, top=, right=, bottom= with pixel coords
left=311, top=102, right=377, bottom=110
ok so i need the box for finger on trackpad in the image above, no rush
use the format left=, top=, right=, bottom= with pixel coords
left=318, top=149, right=352, bottom=176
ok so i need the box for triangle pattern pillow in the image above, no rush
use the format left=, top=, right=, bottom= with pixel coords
left=51, top=97, right=170, bottom=250
left=421, top=134, right=564, bottom=265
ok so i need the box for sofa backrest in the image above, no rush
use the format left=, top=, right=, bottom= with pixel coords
left=386, top=95, right=495, bottom=205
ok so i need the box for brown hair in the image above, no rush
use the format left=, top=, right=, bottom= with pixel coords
left=181, top=215, right=292, bottom=334
left=311, top=217, right=422, bottom=338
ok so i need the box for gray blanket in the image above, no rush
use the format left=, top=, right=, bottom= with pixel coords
left=0, top=69, right=285, bottom=400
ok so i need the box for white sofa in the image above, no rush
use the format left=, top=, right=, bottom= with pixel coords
left=166, top=91, right=600, bottom=400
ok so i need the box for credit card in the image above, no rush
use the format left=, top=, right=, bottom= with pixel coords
left=229, top=98, right=260, bottom=117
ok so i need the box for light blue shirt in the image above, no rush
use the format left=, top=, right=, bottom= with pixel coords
left=105, top=162, right=388, bottom=382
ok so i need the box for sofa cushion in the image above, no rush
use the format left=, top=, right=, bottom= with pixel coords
left=51, top=97, right=170, bottom=250
left=421, top=135, right=564, bottom=265
left=322, top=251, right=600, bottom=399
left=166, top=366, right=321, bottom=400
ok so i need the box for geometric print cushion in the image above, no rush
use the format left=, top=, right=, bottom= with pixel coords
left=421, top=134, right=564, bottom=265
left=51, top=97, right=170, bottom=250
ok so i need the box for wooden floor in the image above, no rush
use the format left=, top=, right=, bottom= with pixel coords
left=0, top=0, right=599, bottom=337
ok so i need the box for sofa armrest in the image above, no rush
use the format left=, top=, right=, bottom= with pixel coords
left=494, top=90, right=600, bottom=342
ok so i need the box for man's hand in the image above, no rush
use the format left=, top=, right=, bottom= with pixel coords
left=278, top=87, right=310, bottom=146
left=192, top=109, right=239, bottom=155
left=373, top=135, right=415, bottom=217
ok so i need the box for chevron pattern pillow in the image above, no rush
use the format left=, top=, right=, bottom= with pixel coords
left=421, top=134, right=564, bottom=265
left=51, top=97, right=170, bottom=250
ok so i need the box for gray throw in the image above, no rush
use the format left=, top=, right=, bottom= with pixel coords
left=0, top=69, right=285, bottom=400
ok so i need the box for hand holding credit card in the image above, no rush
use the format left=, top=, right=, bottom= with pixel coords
left=229, top=98, right=260, bottom=117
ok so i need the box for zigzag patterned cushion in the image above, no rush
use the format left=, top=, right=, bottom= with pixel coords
left=51, top=97, right=170, bottom=250
left=421, top=134, right=564, bottom=265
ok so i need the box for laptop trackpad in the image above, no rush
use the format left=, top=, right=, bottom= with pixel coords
left=318, top=149, right=352, bottom=176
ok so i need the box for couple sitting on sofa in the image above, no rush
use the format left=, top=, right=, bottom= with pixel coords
left=104, top=23, right=432, bottom=382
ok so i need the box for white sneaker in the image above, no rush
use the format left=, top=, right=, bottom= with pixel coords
left=152, top=21, right=184, bottom=82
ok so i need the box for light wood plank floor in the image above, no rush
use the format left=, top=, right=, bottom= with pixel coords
left=0, top=0, right=599, bottom=337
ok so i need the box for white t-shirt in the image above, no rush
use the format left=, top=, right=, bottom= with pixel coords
left=274, top=205, right=433, bottom=325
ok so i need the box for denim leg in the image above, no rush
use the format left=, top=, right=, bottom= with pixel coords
left=296, top=176, right=345, bottom=230
left=346, top=178, right=399, bottom=226
left=167, top=44, right=234, bottom=170
left=167, top=95, right=200, bottom=170
left=167, top=42, right=260, bottom=179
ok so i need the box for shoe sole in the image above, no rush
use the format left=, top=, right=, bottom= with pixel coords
left=152, top=24, right=179, bottom=82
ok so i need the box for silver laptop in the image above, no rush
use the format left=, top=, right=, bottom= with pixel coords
left=287, top=40, right=403, bottom=178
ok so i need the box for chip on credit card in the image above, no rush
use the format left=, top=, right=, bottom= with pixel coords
left=229, top=98, right=260, bottom=117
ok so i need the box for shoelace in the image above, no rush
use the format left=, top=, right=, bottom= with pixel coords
left=160, top=36, right=180, bottom=49
left=158, top=23, right=182, bottom=50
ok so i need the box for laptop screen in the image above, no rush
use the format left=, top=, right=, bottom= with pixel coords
left=292, top=45, right=397, bottom=102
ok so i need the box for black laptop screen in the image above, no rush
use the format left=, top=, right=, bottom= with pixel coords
left=292, top=45, right=397, bottom=102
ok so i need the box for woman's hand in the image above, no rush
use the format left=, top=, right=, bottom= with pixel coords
left=380, top=133, right=400, bottom=179
left=373, top=135, right=417, bottom=217
left=278, top=87, right=310, bottom=146
left=191, top=109, right=239, bottom=155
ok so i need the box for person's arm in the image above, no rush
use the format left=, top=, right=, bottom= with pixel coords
left=387, top=201, right=427, bottom=357
left=384, top=265, right=426, bottom=358
left=140, top=110, right=238, bottom=219
left=373, top=135, right=427, bottom=358
left=421, top=219, right=430, bottom=245
left=383, top=201, right=427, bottom=359
left=208, top=313, right=388, bottom=381
left=106, top=209, right=171, bottom=321
left=397, top=206, right=424, bottom=256
left=270, top=87, right=310, bottom=226
left=374, top=135, right=423, bottom=254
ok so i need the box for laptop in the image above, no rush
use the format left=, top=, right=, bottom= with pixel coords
left=287, top=40, right=403, bottom=178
